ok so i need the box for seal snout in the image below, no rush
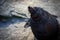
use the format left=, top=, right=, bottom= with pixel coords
left=28, top=6, right=35, bottom=14
left=28, top=6, right=33, bottom=12
left=28, top=6, right=31, bottom=9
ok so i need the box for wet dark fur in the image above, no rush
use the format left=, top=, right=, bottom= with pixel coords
left=25, top=6, right=59, bottom=40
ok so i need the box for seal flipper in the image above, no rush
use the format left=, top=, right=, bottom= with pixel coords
left=24, top=18, right=31, bottom=28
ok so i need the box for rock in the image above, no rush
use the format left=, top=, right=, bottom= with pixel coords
left=0, top=27, right=34, bottom=40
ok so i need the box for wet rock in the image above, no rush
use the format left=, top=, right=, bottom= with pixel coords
left=0, top=0, right=60, bottom=17
left=0, top=18, right=34, bottom=40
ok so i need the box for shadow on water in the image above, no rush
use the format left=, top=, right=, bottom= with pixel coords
left=0, top=17, right=29, bottom=28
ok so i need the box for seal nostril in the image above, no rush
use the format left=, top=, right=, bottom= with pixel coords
left=28, top=6, right=31, bottom=9
left=28, top=6, right=30, bottom=8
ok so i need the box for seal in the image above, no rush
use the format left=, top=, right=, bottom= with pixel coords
left=25, top=6, right=59, bottom=40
